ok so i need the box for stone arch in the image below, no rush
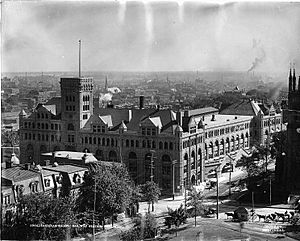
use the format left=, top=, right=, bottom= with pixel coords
left=220, top=139, right=225, bottom=155
left=184, top=153, right=188, bottom=174
left=209, top=141, right=213, bottom=159
left=236, top=134, right=240, bottom=150
left=215, top=140, right=219, bottom=157
left=231, top=136, right=235, bottom=152
left=191, top=174, right=196, bottom=186
left=95, top=149, right=103, bottom=160
left=241, top=133, right=245, bottom=148
left=191, top=150, right=196, bottom=169
left=109, top=150, right=118, bottom=162
left=162, top=154, right=172, bottom=190
left=226, top=137, right=230, bottom=153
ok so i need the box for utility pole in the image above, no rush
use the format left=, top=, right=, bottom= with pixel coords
left=93, top=176, right=96, bottom=241
left=252, top=191, right=254, bottom=222
left=79, top=39, right=81, bottom=78
left=172, top=160, right=177, bottom=200
left=216, top=169, right=219, bottom=219
left=269, top=176, right=272, bottom=206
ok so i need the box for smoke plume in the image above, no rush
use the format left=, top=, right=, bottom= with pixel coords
left=248, top=39, right=266, bottom=72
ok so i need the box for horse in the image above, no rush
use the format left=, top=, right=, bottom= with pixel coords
left=257, top=214, right=266, bottom=222
left=275, top=212, right=286, bottom=222
left=225, top=212, right=235, bottom=219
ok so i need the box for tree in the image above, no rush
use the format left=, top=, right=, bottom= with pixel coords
left=120, top=213, right=157, bottom=241
left=2, top=193, right=78, bottom=240
left=164, top=204, right=187, bottom=236
left=187, top=188, right=204, bottom=227
left=140, top=181, right=161, bottom=213
left=236, top=154, right=263, bottom=181
left=77, top=162, right=133, bottom=230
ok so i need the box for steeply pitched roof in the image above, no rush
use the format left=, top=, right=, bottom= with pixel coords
left=220, top=99, right=261, bottom=116
left=2, top=166, right=40, bottom=182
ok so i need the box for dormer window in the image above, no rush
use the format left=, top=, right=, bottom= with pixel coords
left=56, top=174, right=63, bottom=184
left=73, top=174, right=81, bottom=184
left=30, top=181, right=39, bottom=193
left=44, top=179, right=51, bottom=187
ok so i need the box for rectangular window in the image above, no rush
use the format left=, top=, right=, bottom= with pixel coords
left=147, top=128, right=151, bottom=136
left=142, top=127, right=146, bottom=135
left=151, top=128, right=156, bottom=136
left=101, top=126, right=105, bottom=133
left=93, top=126, right=96, bottom=133
left=83, top=114, right=88, bottom=120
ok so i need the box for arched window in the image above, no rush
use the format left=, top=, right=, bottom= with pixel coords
left=164, top=142, right=168, bottom=150
left=111, top=139, right=114, bottom=147
left=142, top=140, right=146, bottom=148
left=131, top=140, right=134, bottom=147
left=95, top=149, right=103, bottom=160
left=93, top=137, right=97, bottom=144
left=159, top=142, right=163, bottom=150
left=85, top=137, right=88, bottom=144
left=191, top=150, right=196, bottom=169
left=98, top=138, right=101, bottom=145
left=152, top=141, right=156, bottom=149
left=169, top=142, right=173, bottom=150
left=136, top=140, right=139, bottom=148
left=102, top=138, right=105, bottom=146
left=184, top=153, right=188, bottom=173
left=106, top=138, right=110, bottom=146
left=89, top=137, right=92, bottom=144
left=126, top=139, right=129, bottom=147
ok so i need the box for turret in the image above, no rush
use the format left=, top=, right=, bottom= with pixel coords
left=289, top=68, right=293, bottom=92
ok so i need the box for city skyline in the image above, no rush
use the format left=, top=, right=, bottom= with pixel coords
left=2, top=1, right=300, bottom=73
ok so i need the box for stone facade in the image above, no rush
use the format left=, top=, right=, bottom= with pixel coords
left=20, top=76, right=284, bottom=193
left=284, top=68, right=300, bottom=193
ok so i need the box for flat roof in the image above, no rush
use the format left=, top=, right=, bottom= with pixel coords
left=42, top=151, right=95, bottom=160
left=202, top=114, right=252, bottom=129
left=43, top=165, right=88, bottom=174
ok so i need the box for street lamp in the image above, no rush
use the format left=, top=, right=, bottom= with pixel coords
left=172, top=160, right=177, bottom=200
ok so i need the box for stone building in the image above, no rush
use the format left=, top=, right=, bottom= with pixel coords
left=283, top=68, right=300, bottom=194
left=19, top=76, right=267, bottom=194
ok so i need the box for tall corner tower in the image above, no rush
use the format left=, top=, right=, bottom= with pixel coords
left=59, top=40, right=94, bottom=149
left=285, top=66, right=300, bottom=193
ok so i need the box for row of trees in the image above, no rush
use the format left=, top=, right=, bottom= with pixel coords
left=2, top=162, right=161, bottom=240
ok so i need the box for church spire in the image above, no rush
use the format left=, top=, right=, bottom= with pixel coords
left=293, top=64, right=296, bottom=91
left=289, top=63, right=293, bottom=92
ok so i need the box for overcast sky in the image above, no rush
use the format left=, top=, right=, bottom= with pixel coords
left=2, top=1, right=300, bottom=73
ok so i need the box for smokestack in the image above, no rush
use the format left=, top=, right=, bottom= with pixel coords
left=139, top=96, right=144, bottom=109
left=79, top=40, right=81, bottom=78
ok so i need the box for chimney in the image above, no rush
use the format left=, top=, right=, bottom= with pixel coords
left=139, top=96, right=144, bottom=109
left=176, top=111, right=182, bottom=126
left=25, top=163, right=30, bottom=170
left=6, top=161, right=12, bottom=169
left=211, top=114, right=216, bottom=121
left=44, top=159, right=50, bottom=166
